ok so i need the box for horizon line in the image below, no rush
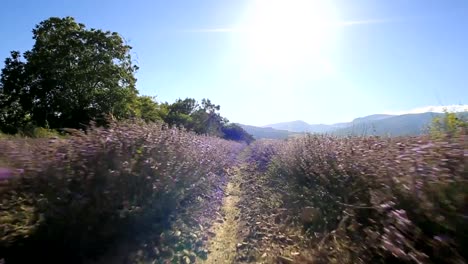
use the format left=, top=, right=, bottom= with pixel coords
left=250, top=104, right=468, bottom=127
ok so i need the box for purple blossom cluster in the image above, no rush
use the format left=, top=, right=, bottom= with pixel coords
left=0, top=120, right=243, bottom=262
left=269, top=133, right=466, bottom=263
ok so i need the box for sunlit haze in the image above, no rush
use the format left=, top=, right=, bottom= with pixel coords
left=1, top=0, right=467, bottom=125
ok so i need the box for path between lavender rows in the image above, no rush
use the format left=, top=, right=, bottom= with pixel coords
left=92, top=146, right=312, bottom=264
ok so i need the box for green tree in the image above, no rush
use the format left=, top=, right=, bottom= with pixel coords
left=221, top=123, right=254, bottom=144
left=136, top=96, right=164, bottom=123
left=0, top=51, right=31, bottom=133
left=163, top=98, right=198, bottom=129
left=0, top=17, right=139, bottom=132
left=429, top=110, right=467, bottom=139
left=160, top=97, right=254, bottom=142
left=191, top=99, right=226, bottom=136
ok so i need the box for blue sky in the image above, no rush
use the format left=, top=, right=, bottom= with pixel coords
left=0, top=0, right=467, bottom=126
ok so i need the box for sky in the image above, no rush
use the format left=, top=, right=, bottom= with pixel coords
left=0, top=0, right=467, bottom=126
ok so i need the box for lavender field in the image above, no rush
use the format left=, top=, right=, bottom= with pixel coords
left=0, top=122, right=466, bottom=264
left=1, top=2, right=467, bottom=263
left=0, top=121, right=243, bottom=263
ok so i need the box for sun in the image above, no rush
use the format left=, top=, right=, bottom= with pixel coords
left=240, top=0, right=339, bottom=72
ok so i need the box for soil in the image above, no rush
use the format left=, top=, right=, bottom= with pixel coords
left=200, top=168, right=241, bottom=264
left=91, top=146, right=314, bottom=264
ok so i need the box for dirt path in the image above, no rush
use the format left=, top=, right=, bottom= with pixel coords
left=89, top=145, right=312, bottom=264
left=201, top=167, right=242, bottom=264
left=198, top=144, right=314, bottom=264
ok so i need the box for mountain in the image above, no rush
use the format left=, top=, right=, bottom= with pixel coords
left=264, top=120, right=313, bottom=133
left=256, top=112, right=467, bottom=137
left=266, top=114, right=396, bottom=133
left=238, top=124, right=299, bottom=139
left=350, top=114, right=395, bottom=124
left=333, top=112, right=440, bottom=136
left=265, top=120, right=340, bottom=133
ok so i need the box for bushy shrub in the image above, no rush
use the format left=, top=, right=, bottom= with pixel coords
left=428, top=110, right=467, bottom=139
left=271, top=133, right=467, bottom=263
left=247, top=139, right=282, bottom=171
left=0, top=120, right=242, bottom=262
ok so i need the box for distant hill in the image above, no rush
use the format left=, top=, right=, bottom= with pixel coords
left=238, top=124, right=299, bottom=139
left=265, top=120, right=342, bottom=133
left=264, top=120, right=313, bottom=133
left=266, top=114, right=396, bottom=133
left=350, top=114, right=395, bottom=124
left=332, top=112, right=439, bottom=136
left=253, top=112, right=468, bottom=137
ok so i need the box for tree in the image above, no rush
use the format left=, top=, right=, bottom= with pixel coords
left=0, top=51, right=31, bottom=133
left=159, top=97, right=254, bottom=142
left=429, top=110, right=467, bottom=139
left=0, top=17, right=139, bottom=132
left=222, top=124, right=255, bottom=144
left=136, top=96, right=164, bottom=123
left=191, top=99, right=226, bottom=136
left=163, top=98, right=198, bottom=129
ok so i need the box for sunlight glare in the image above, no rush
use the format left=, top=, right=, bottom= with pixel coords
left=241, top=0, right=339, bottom=72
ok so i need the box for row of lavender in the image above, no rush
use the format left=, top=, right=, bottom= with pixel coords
left=251, top=132, right=466, bottom=263
left=0, top=121, right=243, bottom=263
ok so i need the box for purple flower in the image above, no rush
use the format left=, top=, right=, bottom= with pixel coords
left=0, top=167, right=13, bottom=181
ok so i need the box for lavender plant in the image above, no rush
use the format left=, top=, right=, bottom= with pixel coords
left=271, top=132, right=467, bottom=263
left=0, top=120, right=243, bottom=262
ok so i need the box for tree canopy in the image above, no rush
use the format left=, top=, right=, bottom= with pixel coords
left=161, top=97, right=253, bottom=143
left=0, top=17, right=139, bottom=132
left=0, top=16, right=254, bottom=143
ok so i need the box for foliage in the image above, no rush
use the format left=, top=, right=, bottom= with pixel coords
left=221, top=124, right=254, bottom=144
left=18, top=126, right=62, bottom=138
left=163, top=98, right=197, bottom=129
left=267, top=133, right=467, bottom=263
left=135, top=95, right=165, bottom=123
left=0, top=17, right=254, bottom=143
left=0, top=51, right=31, bottom=134
left=428, top=110, right=467, bottom=139
left=162, top=97, right=253, bottom=143
left=163, top=98, right=224, bottom=135
left=0, top=121, right=243, bottom=263
left=0, top=17, right=139, bottom=132
left=192, top=98, right=227, bottom=136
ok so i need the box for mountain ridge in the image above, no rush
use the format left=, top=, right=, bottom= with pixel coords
left=240, top=111, right=467, bottom=139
